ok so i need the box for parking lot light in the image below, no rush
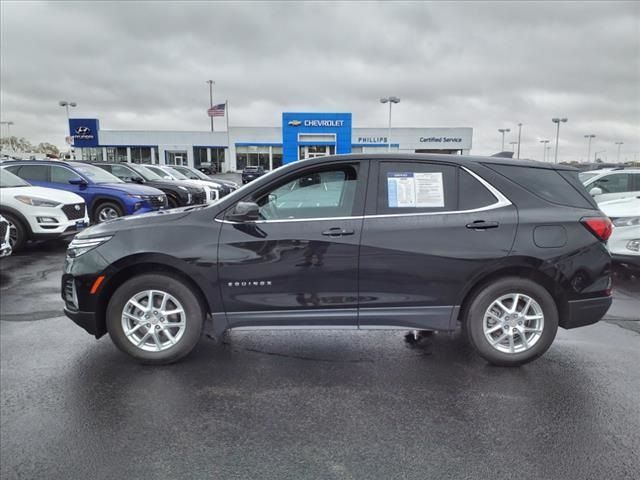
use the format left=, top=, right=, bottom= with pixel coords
left=539, top=139, right=550, bottom=162
left=498, top=128, right=510, bottom=151
left=380, top=96, right=400, bottom=151
left=552, top=117, right=568, bottom=163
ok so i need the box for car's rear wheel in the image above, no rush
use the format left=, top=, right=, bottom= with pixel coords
left=94, top=202, right=123, bottom=223
left=106, top=274, right=204, bottom=364
left=464, top=277, right=558, bottom=366
left=3, top=213, right=27, bottom=251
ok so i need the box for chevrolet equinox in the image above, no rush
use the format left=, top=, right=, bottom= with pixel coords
left=62, top=154, right=613, bottom=366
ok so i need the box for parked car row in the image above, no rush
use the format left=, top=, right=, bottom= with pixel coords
left=0, top=160, right=237, bottom=251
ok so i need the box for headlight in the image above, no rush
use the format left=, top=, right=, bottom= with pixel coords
left=612, top=217, right=640, bottom=227
left=67, top=235, right=113, bottom=258
left=15, top=195, right=61, bottom=207
left=627, top=239, right=640, bottom=252
left=127, top=194, right=146, bottom=199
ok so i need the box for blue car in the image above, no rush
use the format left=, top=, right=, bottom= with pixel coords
left=3, top=161, right=168, bottom=223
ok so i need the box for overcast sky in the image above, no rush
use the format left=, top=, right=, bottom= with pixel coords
left=1, top=1, right=639, bottom=162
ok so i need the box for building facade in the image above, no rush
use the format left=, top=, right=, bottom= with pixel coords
left=68, top=113, right=473, bottom=171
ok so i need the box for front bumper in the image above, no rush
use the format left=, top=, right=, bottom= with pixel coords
left=64, top=306, right=101, bottom=337
left=561, top=296, right=612, bottom=329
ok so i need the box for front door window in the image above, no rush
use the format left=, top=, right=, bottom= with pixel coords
left=254, top=166, right=358, bottom=220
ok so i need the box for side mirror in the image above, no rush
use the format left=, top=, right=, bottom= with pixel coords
left=132, top=176, right=144, bottom=184
left=69, top=178, right=88, bottom=186
left=227, top=202, right=260, bottom=222
left=589, top=187, right=603, bottom=196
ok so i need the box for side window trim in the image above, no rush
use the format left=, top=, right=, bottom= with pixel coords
left=217, top=165, right=510, bottom=224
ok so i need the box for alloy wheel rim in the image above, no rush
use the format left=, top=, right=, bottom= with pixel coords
left=121, top=290, right=186, bottom=352
left=483, top=293, right=544, bottom=354
left=98, top=207, right=119, bottom=222
left=7, top=222, right=18, bottom=248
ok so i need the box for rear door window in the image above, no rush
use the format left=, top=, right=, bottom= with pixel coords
left=16, top=164, right=49, bottom=182
left=377, top=161, right=457, bottom=214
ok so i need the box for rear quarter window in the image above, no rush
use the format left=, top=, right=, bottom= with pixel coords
left=458, top=169, right=498, bottom=210
left=485, top=164, right=595, bottom=209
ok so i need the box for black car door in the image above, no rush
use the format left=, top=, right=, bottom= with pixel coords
left=217, top=160, right=368, bottom=328
left=357, top=159, right=517, bottom=330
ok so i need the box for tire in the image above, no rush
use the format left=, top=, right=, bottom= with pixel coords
left=463, top=277, right=558, bottom=367
left=167, top=195, right=179, bottom=209
left=3, top=213, right=27, bottom=251
left=94, top=201, right=124, bottom=223
left=106, top=273, right=204, bottom=364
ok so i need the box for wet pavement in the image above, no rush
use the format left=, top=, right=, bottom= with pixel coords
left=1, top=239, right=639, bottom=480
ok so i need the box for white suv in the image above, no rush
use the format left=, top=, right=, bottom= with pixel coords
left=580, top=168, right=640, bottom=203
left=599, top=195, right=640, bottom=271
left=0, top=169, right=90, bottom=251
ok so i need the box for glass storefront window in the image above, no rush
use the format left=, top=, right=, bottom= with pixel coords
left=236, top=145, right=270, bottom=170
left=272, top=146, right=283, bottom=170
left=80, top=148, right=104, bottom=162
left=106, top=147, right=116, bottom=162
left=116, top=147, right=128, bottom=162
left=130, top=147, right=152, bottom=164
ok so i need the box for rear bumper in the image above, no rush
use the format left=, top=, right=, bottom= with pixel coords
left=561, top=296, right=612, bottom=329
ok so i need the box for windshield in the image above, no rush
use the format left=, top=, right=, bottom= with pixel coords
left=131, top=165, right=164, bottom=181
left=74, top=164, right=123, bottom=184
left=176, top=166, right=209, bottom=180
left=579, top=172, right=598, bottom=183
left=0, top=169, right=31, bottom=187
left=163, top=167, right=189, bottom=180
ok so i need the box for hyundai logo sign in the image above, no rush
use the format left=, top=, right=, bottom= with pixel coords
left=73, top=126, right=95, bottom=140
left=287, top=120, right=302, bottom=127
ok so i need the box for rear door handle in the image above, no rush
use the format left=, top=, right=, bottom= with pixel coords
left=466, top=220, right=499, bottom=230
left=322, top=227, right=355, bottom=237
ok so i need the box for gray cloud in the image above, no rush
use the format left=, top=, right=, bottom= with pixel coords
left=1, top=0, right=639, bottom=162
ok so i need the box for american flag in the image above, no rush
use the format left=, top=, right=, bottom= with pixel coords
left=207, top=103, right=226, bottom=117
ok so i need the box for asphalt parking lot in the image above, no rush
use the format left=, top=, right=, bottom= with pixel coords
left=1, top=234, right=639, bottom=479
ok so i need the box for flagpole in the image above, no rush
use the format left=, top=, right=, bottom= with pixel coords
left=207, top=80, right=215, bottom=132
left=225, top=100, right=230, bottom=173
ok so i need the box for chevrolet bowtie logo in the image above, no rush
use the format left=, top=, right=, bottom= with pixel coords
left=287, top=120, right=302, bottom=126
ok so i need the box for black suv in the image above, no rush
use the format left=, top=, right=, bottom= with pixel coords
left=62, top=154, right=612, bottom=366
left=94, top=163, right=206, bottom=208
left=241, top=165, right=265, bottom=184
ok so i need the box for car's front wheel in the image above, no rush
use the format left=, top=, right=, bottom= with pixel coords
left=3, top=213, right=27, bottom=251
left=94, top=202, right=123, bottom=223
left=464, top=277, right=558, bottom=366
left=106, top=274, right=204, bottom=364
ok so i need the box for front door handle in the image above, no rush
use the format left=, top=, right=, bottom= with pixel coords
left=466, top=220, right=499, bottom=230
left=322, top=227, right=355, bottom=237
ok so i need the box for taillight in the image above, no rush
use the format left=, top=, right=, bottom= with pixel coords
left=580, top=217, right=613, bottom=242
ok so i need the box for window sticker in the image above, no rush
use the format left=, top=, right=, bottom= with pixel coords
left=387, top=172, right=445, bottom=208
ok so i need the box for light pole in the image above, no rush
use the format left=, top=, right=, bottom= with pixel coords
left=498, top=128, right=510, bottom=151
left=584, top=134, right=596, bottom=163
left=0, top=121, right=15, bottom=150
left=59, top=101, right=77, bottom=159
left=615, top=141, right=623, bottom=163
left=594, top=150, right=606, bottom=162
left=206, top=80, right=215, bottom=132
left=380, top=96, right=400, bottom=151
left=509, top=141, right=518, bottom=152
left=516, top=123, right=523, bottom=159
left=540, top=139, right=550, bottom=162
left=551, top=117, right=568, bottom=163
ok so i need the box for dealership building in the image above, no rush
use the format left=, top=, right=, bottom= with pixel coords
left=68, top=112, right=473, bottom=172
